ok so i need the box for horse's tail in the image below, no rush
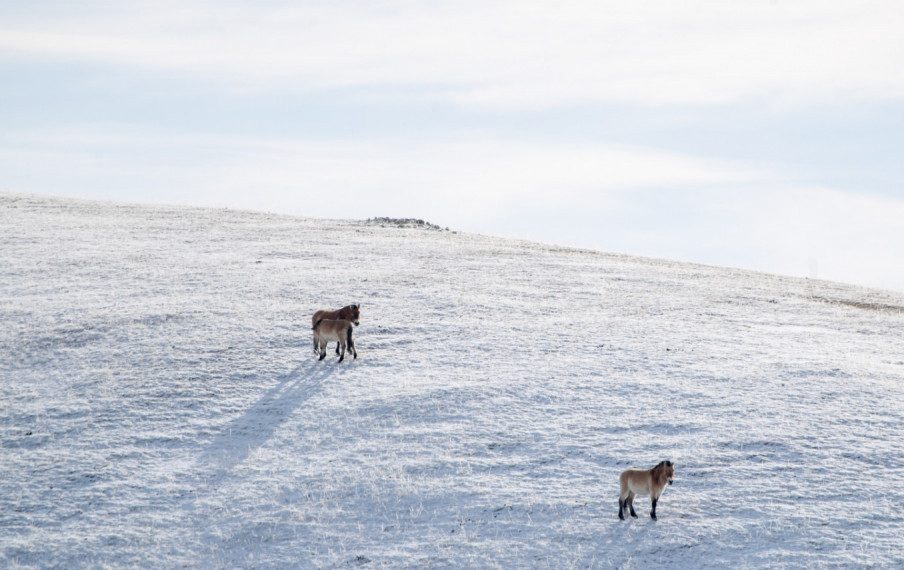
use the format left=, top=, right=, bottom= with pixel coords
left=312, top=318, right=323, bottom=330
left=346, top=323, right=353, bottom=346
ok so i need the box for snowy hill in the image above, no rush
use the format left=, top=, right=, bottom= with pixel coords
left=2, top=193, right=903, bottom=568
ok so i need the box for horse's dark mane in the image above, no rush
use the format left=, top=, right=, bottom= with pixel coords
left=650, top=460, right=672, bottom=487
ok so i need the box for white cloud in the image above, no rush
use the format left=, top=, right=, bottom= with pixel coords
left=725, top=186, right=904, bottom=290
left=485, top=185, right=904, bottom=292
left=2, top=3, right=902, bottom=291
left=0, top=127, right=758, bottom=218
left=2, top=1, right=903, bottom=108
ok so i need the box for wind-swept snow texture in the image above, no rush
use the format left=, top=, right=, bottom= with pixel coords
left=2, top=193, right=903, bottom=568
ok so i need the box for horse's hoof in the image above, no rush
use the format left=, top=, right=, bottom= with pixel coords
left=631, top=513, right=638, bottom=519
left=618, top=514, right=624, bottom=521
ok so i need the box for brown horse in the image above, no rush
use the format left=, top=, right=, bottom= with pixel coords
left=313, top=319, right=357, bottom=362
left=312, top=304, right=360, bottom=354
left=618, top=460, right=675, bottom=520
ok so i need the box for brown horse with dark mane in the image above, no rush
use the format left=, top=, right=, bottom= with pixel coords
left=312, top=304, right=360, bottom=354
left=618, top=460, right=675, bottom=520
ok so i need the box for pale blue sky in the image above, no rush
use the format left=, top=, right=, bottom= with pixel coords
left=2, top=1, right=903, bottom=290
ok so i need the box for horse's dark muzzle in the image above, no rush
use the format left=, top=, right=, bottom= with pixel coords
left=668, top=479, right=674, bottom=485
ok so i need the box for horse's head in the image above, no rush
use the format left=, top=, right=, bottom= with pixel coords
left=664, top=460, right=675, bottom=485
left=655, top=460, right=675, bottom=485
left=346, top=304, right=361, bottom=326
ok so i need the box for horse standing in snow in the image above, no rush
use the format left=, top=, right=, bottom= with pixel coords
left=312, top=304, right=360, bottom=354
left=313, top=319, right=357, bottom=362
left=618, top=460, right=675, bottom=520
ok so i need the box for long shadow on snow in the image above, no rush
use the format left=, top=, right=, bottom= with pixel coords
left=197, top=360, right=336, bottom=476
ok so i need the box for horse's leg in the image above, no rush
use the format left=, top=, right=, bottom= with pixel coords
left=335, top=342, right=340, bottom=355
left=318, top=340, right=327, bottom=361
left=628, top=492, right=638, bottom=518
left=618, top=493, right=628, bottom=520
left=650, top=496, right=658, bottom=520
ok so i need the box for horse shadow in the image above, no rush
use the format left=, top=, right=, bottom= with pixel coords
left=197, top=360, right=336, bottom=477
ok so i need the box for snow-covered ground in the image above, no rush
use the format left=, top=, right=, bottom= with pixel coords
left=2, top=193, right=903, bottom=568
